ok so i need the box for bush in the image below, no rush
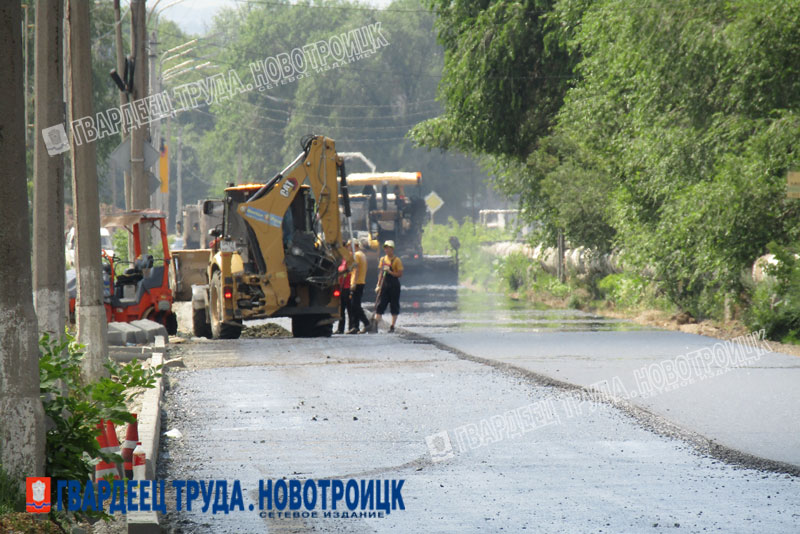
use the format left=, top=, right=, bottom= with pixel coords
left=422, top=217, right=511, bottom=288
left=500, top=252, right=530, bottom=291
left=112, top=229, right=129, bottom=263
left=0, top=465, right=24, bottom=515
left=596, top=273, right=648, bottom=309
left=745, top=244, right=800, bottom=342
left=39, top=331, right=161, bottom=516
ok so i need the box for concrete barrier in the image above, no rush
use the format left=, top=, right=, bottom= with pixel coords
left=129, top=320, right=169, bottom=344
left=483, top=241, right=623, bottom=277
left=108, top=322, right=148, bottom=345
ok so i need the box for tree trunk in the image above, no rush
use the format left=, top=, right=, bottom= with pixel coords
left=33, top=0, right=66, bottom=339
left=67, top=0, right=108, bottom=381
left=0, top=2, right=46, bottom=484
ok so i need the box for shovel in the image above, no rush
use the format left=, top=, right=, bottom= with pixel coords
left=367, top=266, right=386, bottom=333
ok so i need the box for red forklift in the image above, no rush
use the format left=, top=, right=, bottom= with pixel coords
left=67, top=210, right=178, bottom=335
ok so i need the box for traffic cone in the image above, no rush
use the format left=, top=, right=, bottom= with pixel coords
left=121, top=414, right=138, bottom=479
left=94, top=421, right=119, bottom=481
left=104, top=419, right=123, bottom=479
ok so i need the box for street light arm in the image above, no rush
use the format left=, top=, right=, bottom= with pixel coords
left=161, top=38, right=198, bottom=62
left=162, top=61, right=212, bottom=81
left=162, top=59, right=195, bottom=77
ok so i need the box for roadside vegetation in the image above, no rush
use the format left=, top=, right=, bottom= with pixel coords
left=745, top=244, right=800, bottom=343
left=0, top=333, right=160, bottom=530
left=495, top=253, right=674, bottom=313
left=413, top=0, right=800, bottom=341
left=422, top=218, right=510, bottom=289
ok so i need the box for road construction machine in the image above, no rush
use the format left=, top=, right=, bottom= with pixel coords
left=343, top=171, right=458, bottom=293
left=191, top=135, right=353, bottom=339
left=67, top=210, right=178, bottom=334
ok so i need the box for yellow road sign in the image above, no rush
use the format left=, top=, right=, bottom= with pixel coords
left=425, top=191, right=444, bottom=214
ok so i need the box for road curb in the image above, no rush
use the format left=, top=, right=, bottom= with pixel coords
left=126, top=338, right=165, bottom=534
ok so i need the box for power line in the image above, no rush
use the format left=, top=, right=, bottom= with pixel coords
left=254, top=92, right=439, bottom=110
left=188, top=107, right=413, bottom=142
left=230, top=0, right=439, bottom=14
left=165, top=46, right=575, bottom=82
left=235, top=98, right=440, bottom=120
left=208, top=102, right=431, bottom=131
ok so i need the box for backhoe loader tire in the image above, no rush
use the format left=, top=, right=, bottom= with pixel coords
left=192, top=307, right=212, bottom=339
left=291, top=315, right=333, bottom=338
left=210, top=270, right=242, bottom=339
left=151, top=310, right=179, bottom=336
left=291, top=316, right=312, bottom=338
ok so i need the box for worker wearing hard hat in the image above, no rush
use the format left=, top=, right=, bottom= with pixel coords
left=336, top=255, right=352, bottom=335
left=374, top=240, right=403, bottom=333
left=348, top=239, right=371, bottom=334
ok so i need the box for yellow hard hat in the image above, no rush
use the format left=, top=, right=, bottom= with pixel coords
left=383, top=240, right=395, bottom=248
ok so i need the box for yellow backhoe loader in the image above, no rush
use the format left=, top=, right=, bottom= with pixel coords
left=191, top=135, right=353, bottom=339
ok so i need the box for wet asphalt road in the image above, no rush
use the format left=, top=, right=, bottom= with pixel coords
left=158, top=287, right=800, bottom=533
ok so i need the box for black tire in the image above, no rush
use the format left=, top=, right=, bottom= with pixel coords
left=192, top=307, right=212, bottom=338
left=292, top=314, right=333, bottom=338
left=291, top=316, right=313, bottom=338
left=313, top=321, right=333, bottom=338
left=165, top=312, right=178, bottom=336
left=149, top=310, right=178, bottom=337
left=210, top=270, right=242, bottom=339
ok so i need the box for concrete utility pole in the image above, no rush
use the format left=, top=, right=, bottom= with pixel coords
left=149, top=30, right=162, bottom=215
left=0, top=1, right=46, bottom=484
left=113, top=0, right=130, bottom=210
left=557, top=230, right=565, bottom=283
left=130, top=0, right=148, bottom=214
left=67, top=0, right=108, bottom=381
left=23, top=4, right=30, bottom=146
left=176, top=128, right=183, bottom=226
left=33, top=0, right=66, bottom=339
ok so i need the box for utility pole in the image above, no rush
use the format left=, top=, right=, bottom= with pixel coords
left=33, top=0, right=66, bottom=338
left=149, top=29, right=161, bottom=215
left=0, top=0, right=46, bottom=484
left=130, top=0, right=148, bottom=211
left=130, top=0, right=149, bottom=254
left=67, top=0, right=108, bottom=381
left=557, top=230, right=565, bottom=283
left=176, top=128, right=183, bottom=229
left=23, top=4, right=30, bottom=146
left=113, top=0, right=130, bottom=210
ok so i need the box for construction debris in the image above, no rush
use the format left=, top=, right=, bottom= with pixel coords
left=241, top=323, right=292, bottom=338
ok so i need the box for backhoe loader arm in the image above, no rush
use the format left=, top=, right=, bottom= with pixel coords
left=235, top=135, right=352, bottom=312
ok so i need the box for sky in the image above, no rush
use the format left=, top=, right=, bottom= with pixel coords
left=161, top=0, right=393, bottom=35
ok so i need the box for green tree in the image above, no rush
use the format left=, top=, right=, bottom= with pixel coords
left=410, top=0, right=576, bottom=159
left=556, top=0, right=800, bottom=315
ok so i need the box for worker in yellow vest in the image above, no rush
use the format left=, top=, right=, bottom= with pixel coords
left=374, top=240, right=403, bottom=333
left=348, top=239, right=371, bottom=334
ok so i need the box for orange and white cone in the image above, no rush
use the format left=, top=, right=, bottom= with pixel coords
left=94, top=421, right=119, bottom=481
left=121, top=414, right=138, bottom=479
left=104, top=419, right=123, bottom=479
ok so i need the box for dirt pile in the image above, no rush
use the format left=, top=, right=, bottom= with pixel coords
left=241, top=323, right=292, bottom=338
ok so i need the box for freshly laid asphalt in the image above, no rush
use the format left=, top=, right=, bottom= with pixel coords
left=400, top=288, right=800, bottom=469
left=156, top=290, right=800, bottom=532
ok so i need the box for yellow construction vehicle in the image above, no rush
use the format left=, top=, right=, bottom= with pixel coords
left=191, top=135, right=353, bottom=339
left=343, top=171, right=458, bottom=294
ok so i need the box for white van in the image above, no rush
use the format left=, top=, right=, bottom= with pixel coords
left=65, top=227, right=114, bottom=268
